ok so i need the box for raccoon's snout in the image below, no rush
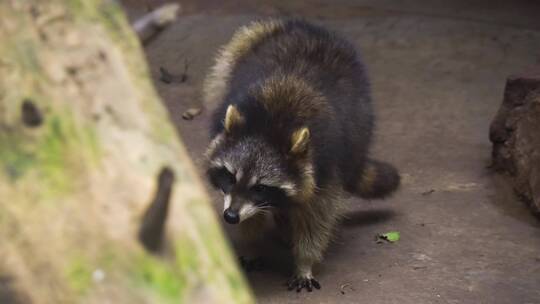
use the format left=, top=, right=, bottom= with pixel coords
left=224, top=208, right=240, bottom=224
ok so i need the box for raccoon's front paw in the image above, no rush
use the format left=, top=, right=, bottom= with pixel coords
left=239, top=256, right=264, bottom=272
left=286, top=275, right=321, bottom=292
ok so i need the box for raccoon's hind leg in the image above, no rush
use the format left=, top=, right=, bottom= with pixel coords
left=346, top=159, right=400, bottom=199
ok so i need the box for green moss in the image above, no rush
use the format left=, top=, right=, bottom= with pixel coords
left=65, top=256, right=93, bottom=295
left=133, top=253, right=187, bottom=303
left=65, top=0, right=86, bottom=13
left=0, top=133, right=34, bottom=180
left=202, top=227, right=226, bottom=270
left=190, top=202, right=233, bottom=271
left=82, top=120, right=100, bottom=162
left=195, top=201, right=254, bottom=302
left=14, top=40, right=40, bottom=73
left=0, top=104, right=101, bottom=198
left=174, top=237, right=200, bottom=275
left=97, top=245, right=117, bottom=270
left=35, top=113, right=100, bottom=197
left=38, top=116, right=74, bottom=194
left=226, top=272, right=244, bottom=293
left=98, top=2, right=130, bottom=39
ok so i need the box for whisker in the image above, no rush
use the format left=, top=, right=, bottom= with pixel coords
left=260, top=208, right=275, bottom=214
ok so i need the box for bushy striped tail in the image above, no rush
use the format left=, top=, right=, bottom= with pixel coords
left=355, top=159, right=400, bottom=199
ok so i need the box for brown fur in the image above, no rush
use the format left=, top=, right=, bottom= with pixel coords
left=293, top=158, right=317, bottom=203
left=355, top=159, right=400, bottom=199
left=203, top=19, right=285, bottom=110
left=359, top=162, right=377, bottom=194
left=251, top=74, right=328, bottom=120
left=240, top=213, right=269, bottom=242
left=278, top=183, right=345, bottom=275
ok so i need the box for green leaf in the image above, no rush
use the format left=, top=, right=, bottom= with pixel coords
left=379, top=231, right=400, bottom=243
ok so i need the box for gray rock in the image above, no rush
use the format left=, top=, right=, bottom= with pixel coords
left=490, top=67, right=540, bottom=215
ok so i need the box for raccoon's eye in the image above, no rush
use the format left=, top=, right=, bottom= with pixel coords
left=208, top=167, right=236, bottom=193
left=250, top=184, right=287, bottom=206
left=250, top=184, right=274, bottom=203
left=251, top=184, right=269, bottom=194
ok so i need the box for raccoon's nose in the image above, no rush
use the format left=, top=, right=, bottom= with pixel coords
left=223, top=208, right=240, bottom=224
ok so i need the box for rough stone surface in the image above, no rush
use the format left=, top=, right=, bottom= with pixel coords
left=490, top=69, right=540, bottom=215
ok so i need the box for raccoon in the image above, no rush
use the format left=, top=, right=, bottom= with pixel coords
left=204, top=19, right=400, bottom=292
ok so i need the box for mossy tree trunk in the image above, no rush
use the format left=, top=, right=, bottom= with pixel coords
left=0, top=1, right=253, bottom=303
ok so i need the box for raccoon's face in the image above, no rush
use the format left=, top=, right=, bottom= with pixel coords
left=206, top=105, right=314, bottom=224
left=207, top=136, right=295, bottom=224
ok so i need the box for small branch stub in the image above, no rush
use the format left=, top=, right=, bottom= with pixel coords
left=138, top=167, right=175, bottom=252
left=132, top=3, right=181, bottom=45
left=21, top=100, right=43, bottom=127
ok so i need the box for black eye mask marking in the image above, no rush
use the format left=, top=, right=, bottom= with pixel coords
left=249, top=184, right=287, bottom=206
left=208, top=167, right=236, bottom=193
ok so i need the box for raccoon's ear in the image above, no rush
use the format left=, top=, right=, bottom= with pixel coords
left=290, top=127, right=310, bottom=154
left=224, top=105, right=244, bottom=133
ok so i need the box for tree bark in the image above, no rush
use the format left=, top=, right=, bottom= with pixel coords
left=0, top=1, right=253, bottom=303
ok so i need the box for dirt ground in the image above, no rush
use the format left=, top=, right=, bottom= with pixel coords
left=122, top=1, right=540, bottom=303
